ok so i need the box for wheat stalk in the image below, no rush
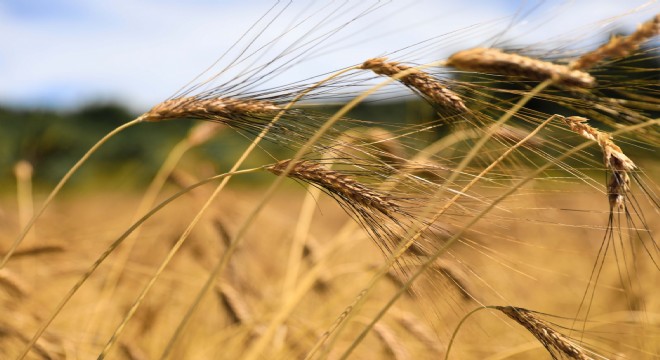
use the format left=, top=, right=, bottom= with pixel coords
left=446, top=48, right=595, bottom=88
left=361, top=58, right=467, bottom=112
left=496, top=306, right=594, bottom=360
left=561, top=116, right=636, bottom=210
left=571, top=13, right=660, bottom=70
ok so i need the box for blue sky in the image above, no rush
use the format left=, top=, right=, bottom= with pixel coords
left=0, top=0, right=657, bottom=111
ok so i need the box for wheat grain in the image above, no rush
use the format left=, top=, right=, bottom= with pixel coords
left=266, top=159, right=399, bottom=216
left=140, top=97, right=280, bottom=122
left=361, top=58, right=467, bottom=112
left=571, top=14, right=660, bottom=70
left=446, top=48, right=595, bottom=88
left=561, top=116, right=636, bottom=210
left=496, top=306, right=593, bottom=360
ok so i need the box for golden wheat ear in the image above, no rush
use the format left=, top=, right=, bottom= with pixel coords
left=266, top=159, right=401, bottom=216
left=361, top=57, right=467, bottom=112
left=140, top=97, right=280, bottom=122
left=571, top=13, right=660, bottom=70
left=561, top=116, right=636, bottom=210
left=496, top=306, right=594, bottom=360
left=446, top=47, right=595, bottom=88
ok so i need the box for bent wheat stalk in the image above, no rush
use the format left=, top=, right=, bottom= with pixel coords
left=561, top=116, right=636, bottom=210
left=361, top=57, right=467, bottom=112
left=496, top=306, right=593, bottom=360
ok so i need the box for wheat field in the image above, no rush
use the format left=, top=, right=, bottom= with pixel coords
left=1, top=2, right=659, bottom=359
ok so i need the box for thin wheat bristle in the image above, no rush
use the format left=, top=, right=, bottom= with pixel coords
left=496, top=306, right=593, bottom=360
left=562, top=116, right=636, bottom=210
left=571, top=14, right=660, bottom=70
left=361, top=58, right=467, bottom=112
left=373, top=323, right=410, bottom=360
left=140, top=97, right=280, bottom=122
left=266, top=159, right=400, bottom=216
left=446, top=48, right=595, bottom=88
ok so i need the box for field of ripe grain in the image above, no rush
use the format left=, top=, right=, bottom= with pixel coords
left=1, top=2, right=658, bottom=359
left=1, top=159, right=658, bottom=359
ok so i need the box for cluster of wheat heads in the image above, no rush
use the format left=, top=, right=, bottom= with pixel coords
left=2, top=3, right=659, bottom=359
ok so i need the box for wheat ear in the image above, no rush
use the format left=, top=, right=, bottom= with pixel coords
left=496, top=306, right=593, bottom=360
left=561, top=116, right=636, bottom=210
left=446, top=48, right=595, bottom=88
left=140, top=97, right=280, bottom=122
left=361, top=58, right=467, bottom=111
left=266, top=159, right=399, bottom=216
left=0, top=269, right=29, bottom=298
left=373, top=323, right=410, bottom=360
left=215, top=283, right=253, bottom=325
left=571, top=14, right=660, bottom=70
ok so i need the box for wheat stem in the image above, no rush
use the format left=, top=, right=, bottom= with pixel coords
left=281, top=185, right=322, bottom=298
left=84, top=138, right=193, bottom=341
